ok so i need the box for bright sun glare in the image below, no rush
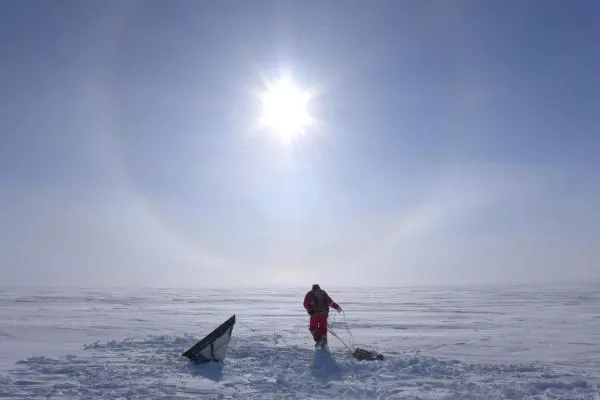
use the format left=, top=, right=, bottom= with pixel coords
left=258, top=75, right=313, bottom=143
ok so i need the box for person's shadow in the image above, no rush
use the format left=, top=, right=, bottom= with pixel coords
left=310, top=349, right=343, bottom=382
left=185, top=361, right=225, bottom=382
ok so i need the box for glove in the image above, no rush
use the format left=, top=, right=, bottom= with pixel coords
left=307, top=308, right=314, bottom=315
left=336, top=306, right=342, bottom=313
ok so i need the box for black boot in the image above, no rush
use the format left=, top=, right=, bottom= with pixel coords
left=320, top=336, right=328, bottom=348
left=314, top=336, right=323, bottom=348
left=315, top=336, right=327, bottom=348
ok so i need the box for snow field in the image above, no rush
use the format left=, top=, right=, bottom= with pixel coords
left=0, top=284, right=598, bottom=399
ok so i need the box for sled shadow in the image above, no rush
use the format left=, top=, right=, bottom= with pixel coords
left=185, top=361, right=224, bottom=382
left=310, top=350, right=343, bottom=382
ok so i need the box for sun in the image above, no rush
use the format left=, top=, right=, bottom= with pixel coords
left=258, top=75, right=314, bottom=143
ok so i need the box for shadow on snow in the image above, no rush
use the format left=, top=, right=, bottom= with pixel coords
left=311, top=349, right=343, bottom=382
left=185, top=361, right=225, bottom=382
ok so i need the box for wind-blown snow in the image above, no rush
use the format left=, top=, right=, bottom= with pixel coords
left=0, top=284, right=598, bottom=399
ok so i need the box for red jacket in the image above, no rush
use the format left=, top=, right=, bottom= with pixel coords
left=303, top=289, right=340, bottom=317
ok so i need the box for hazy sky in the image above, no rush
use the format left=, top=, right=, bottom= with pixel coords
left=1, top=0, right=599, bottom=288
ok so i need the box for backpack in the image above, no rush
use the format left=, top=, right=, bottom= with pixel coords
left=311, top=289, right=328, bottom=311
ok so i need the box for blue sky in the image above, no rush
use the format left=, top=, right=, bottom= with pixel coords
left=1, top=0, right=599, bottom=287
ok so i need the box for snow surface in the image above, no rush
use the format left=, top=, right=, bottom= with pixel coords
left=0, top=284, right=599, bottom=399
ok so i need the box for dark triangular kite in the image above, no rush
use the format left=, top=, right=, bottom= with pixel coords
left=182, top=314, right=236, bottom=363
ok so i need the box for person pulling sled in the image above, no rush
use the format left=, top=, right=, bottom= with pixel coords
left=303, top=284, right=341, bottom=348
